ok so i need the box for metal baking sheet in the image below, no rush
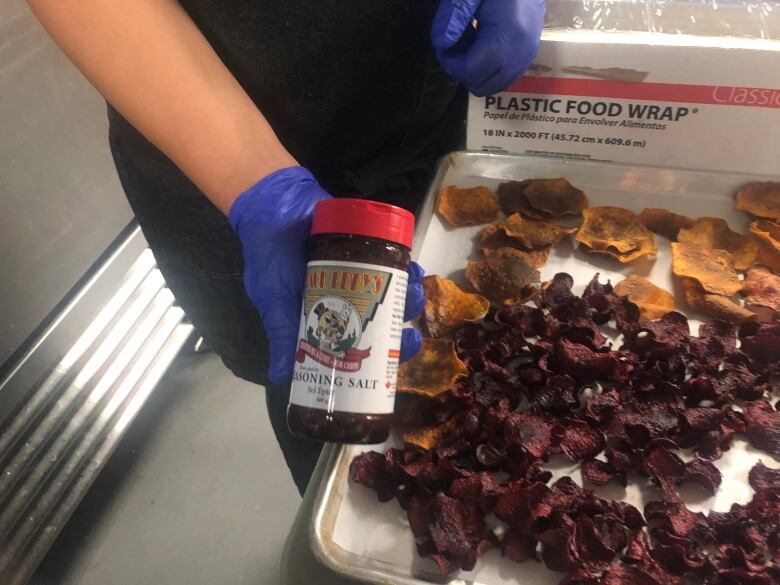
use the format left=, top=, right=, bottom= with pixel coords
left=311, top=151, right=779, bottom=585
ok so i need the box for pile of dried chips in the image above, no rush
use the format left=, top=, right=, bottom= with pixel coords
left=352, top=273, right=780, bottom=580
left=355, top=175, right=780, bottom=580
left=576, top=207, right=657, bottom=262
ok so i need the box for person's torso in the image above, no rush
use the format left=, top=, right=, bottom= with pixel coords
left=180, top=0, right=450, bottom=177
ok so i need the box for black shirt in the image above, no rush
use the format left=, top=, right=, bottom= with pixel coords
left=110, top=0, right=465, bottom=204
left=105, top=1, right=466, bottom=399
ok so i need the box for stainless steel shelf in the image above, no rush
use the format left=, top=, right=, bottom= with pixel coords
left=0, top=228, right=194, bottom=585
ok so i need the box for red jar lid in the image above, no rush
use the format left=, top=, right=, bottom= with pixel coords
left=311, top=198, right=415, bottom=249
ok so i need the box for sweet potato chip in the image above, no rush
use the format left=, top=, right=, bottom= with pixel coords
left=437, top=185, right=500, bottom=227
left=476, top=223, right=521, bottom=252
left=465, top=253, right=540, bottom=305
left=401, top=419, right=457, bottom=450
left=744, top=267, right=780, bottom=321
left=671, top=242, right=742, bottom=296
left=475, top=224, right=554, bottom=268
left=576, top=207, right=656, bottom=262
left=678, top=217, right=758, bottom=271
left=749, top=219, right=780, bottom=273
left=496, top=180, right=543, bottom=218
left=483, top=246, right=551, bottom=269
left=640, top=208, right=694, bottom=241
left=736, top=181, right=780, bottom=220
left=502, top=213, right=577, bottom=249
left=681, top=279, right=755, bottom=324
left=614, top=275, right=676, bottom=321
left=523, top=178, right=589, bottom=217
left=397, top=338, right=468, bottom=397
left=422, top=275, right=490, bottom=337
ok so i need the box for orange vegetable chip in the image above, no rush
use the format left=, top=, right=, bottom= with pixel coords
left=496, top=180, right=544, bottom=218
left=475, top=224, right=553, bottom=268
left=677, top=217, right=758, bottom=271
left=736, top=181, right=780, bottom=220
left=437, top=185, right=500, bottom=227
left=749, top=219, right=780, bottom=273
left=681, top=279, right=755, bottom=324
left=671, top=242, right=742, bottom=296
left=465, top=253, right=540, bottom=305
left=576, top=207, right=657, bottom=262
left=744, top=267, right=780, bottom=320
left=523, top=178, right=589, bottom=217
left=613, top=275, right=676, bottom=321
left=422, top=275, right=490, bottom=338
left=401, top=419, right=456, bottom=450
left=639, top=208, right=694, bottom=241
left=502, top=213, right=577, bottom=249
left=397, top=338, right=468, bottom=397
left=476, top=223, right=522, bottom=252
left=393, top=394, right=456, bottom=449
left=483, top=245, right=551, bottom=269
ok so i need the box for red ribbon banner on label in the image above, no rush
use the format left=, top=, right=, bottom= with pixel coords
left=295, top=340, right=372, bottom=372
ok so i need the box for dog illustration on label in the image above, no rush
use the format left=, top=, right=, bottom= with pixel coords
left=306, top=296, right=362, bottom=354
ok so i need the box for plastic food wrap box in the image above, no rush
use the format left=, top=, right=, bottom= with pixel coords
left=309, top=3, right=780, bottom=584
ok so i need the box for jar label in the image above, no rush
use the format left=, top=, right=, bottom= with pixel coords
left=289, top=260, right=408, bottom=414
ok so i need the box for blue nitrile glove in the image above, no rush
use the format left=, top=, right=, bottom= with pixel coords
left=229, top=166, right=425, bottom=384
left=432, top=0, right=545, bottom=97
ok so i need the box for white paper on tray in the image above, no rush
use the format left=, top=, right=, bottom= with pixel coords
left=329, top=153, right=777, bottom=585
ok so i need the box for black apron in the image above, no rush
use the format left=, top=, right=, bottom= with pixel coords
left=107, top=0, right=466, bottom=493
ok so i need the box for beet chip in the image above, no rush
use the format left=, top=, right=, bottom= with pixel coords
left=582, top=459, right=627, bottom=487
left=503, top=412, right=553, bottom=459
left=559, top=418, right=606, bottom=461
left=555, top=337, right=620, bottom=383
left=501, top=527, right=537, bottom=563
left=543, top=272, right=576, bottom=308
left=744, top=401, right=780, bottom=457
left=683, top=459, right=722, bottom=495
left=349, top=451, right=395, bottom=502
left=538, top=522, right=580, bottom=572
left=406, top=496, right=433, bottom=538
left=600, top=564, right=666, bottom=585
left=680, top=408, right=724, bottom=432
left=559, top=569, right=601, bottom=585
left=584, top=389, right=623, bottom=426
left=644, top=447, right=685, bottom=491
left=424, top=493, right=496, bottom=573
left=748, top=461, right=780, bottom=492
left=650, top=538, right=706, bottom=576
left=645, top=499, right=706, bottom=538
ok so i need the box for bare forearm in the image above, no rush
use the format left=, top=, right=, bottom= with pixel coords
left=28, top=0, right=297, bottom=213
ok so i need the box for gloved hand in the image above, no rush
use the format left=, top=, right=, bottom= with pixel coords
left=431, top=0, right=545, bottom=97
left=229, top=166, right=424, bottom=384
